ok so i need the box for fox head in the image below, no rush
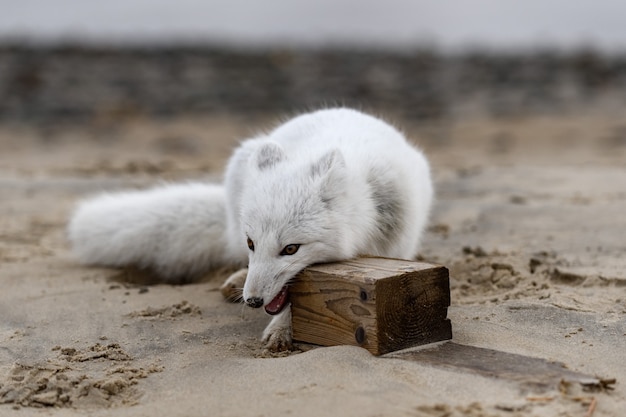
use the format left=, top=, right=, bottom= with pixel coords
left=239, top=141, right=349, bottom=314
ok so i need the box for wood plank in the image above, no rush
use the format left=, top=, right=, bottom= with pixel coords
left=290, top=257, right=452, bottom=355
left=387, top=342, right=614, bottom=392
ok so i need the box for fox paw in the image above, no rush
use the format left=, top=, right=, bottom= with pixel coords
left=262, top=325, right=293, bottom=352
left=262, top=306, right=293, bottom=352
left=220, top=268, right=247, bottom=302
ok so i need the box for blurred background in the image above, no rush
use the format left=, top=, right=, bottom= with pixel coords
left=1, top=0, right=626, bottom=124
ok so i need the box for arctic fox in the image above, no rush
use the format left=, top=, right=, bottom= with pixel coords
left=68, top=108, right=433, bottom=350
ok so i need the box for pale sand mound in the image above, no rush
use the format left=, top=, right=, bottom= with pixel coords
left=0, top=112, right=624, bottom=416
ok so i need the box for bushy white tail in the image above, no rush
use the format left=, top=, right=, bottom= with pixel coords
left=67, top=183, right=241, bottom=282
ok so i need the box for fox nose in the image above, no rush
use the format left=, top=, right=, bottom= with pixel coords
left=246, top=297, right=264, bottom=308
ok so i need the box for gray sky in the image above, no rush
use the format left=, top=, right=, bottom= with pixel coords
left=1, top=0, right=625, bottom=51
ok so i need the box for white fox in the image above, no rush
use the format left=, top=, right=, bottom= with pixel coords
left=68, top=108, right=434, bottom=350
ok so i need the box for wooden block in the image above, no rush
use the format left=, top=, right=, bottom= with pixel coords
left=290, top=257, right=452, bottom=355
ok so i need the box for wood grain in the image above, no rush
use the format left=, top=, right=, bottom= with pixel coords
left=290, top=257, right=452, bottom=355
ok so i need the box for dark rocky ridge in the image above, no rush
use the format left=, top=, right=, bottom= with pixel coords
left=1, top=44, right=625, bottom=123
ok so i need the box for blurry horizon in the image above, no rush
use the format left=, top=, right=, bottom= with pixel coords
left=2, top=0, right=626, bottom=52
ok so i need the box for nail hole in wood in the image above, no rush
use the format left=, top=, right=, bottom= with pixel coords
left=355, top=326, right=366, bottom=345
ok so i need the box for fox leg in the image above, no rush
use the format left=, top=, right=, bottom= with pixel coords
left=220, top=268, right=293, bottom=351
left=220, top=268, right=248, bottom=302
left=262, top=307, right=293, bottom=351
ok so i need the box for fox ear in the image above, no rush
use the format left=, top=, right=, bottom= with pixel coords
left=311, top=149, right=346, bottom=207
left=253, top=142, right=285, bottom=170
left=310, top=149, right=345, bottom=179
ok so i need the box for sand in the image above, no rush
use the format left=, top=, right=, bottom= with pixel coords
left=0, top=111, right=625, bottom=416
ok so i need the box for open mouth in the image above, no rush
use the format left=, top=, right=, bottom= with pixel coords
left=264, top=285, right=289, bottom=315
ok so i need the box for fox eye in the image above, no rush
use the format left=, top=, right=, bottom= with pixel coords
left=280, top=244, right=300, bottom=256
left=246, top=237, right=255, bottom=251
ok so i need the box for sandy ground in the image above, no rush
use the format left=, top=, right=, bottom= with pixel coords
left=0, top=111, right=625, bottom=416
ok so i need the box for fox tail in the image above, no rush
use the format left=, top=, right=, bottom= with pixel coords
left=67, top=183, right=241, bottom=282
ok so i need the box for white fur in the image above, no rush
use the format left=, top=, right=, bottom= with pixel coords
left=68, top=108, right=434, bottom=349
left=68, top=183, right=240, bottom=280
